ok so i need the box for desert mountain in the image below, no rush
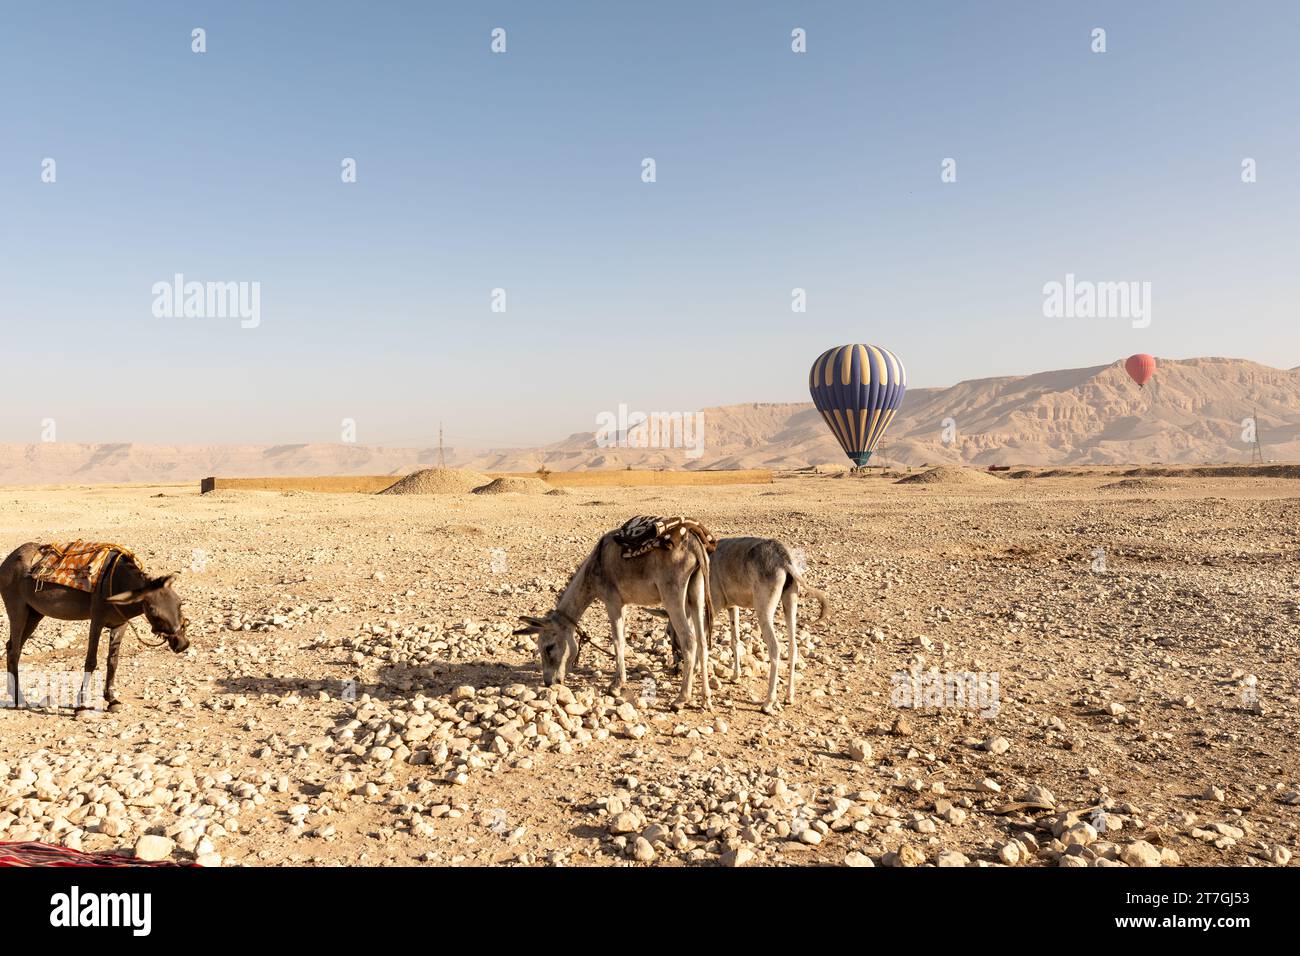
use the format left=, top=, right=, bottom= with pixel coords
left=1, top=357, right=1295, bottom=485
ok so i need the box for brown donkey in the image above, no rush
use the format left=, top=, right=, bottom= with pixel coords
left=1, top=543, right=189, bottom=712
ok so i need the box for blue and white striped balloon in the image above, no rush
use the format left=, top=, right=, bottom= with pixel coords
left=808, top=344, right=907, bottom=467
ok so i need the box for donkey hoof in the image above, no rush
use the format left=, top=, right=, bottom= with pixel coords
left=106, top=700, right=123, bottom=713
left=761, top=701, right=779, bottom=716
left=74, top=707, right=100, bottom=722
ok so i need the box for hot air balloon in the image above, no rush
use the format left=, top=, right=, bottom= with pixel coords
left=809, top=344, right=906, bottom=467
left=1125, top=353, right=1156, bottom=388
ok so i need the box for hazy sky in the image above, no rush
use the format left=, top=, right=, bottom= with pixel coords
left=2, top=1, right=1297, bottom=447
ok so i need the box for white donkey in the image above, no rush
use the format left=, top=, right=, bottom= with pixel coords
left=657, top=537, right=829, bottom=713
left=514, top=519, right=715, bottom=710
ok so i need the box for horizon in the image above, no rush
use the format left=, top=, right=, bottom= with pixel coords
left=0, top=351, right=1290, bottom=450
left=0, top=352, right=1290, bottom=455
left=4, top=2, right=1298, bottom=446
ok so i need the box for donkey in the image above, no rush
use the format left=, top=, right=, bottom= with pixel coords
left=1, top=543, right=190, bottom=712
left=656, top=537, right=829, bottom=713
left=514, top=525, right=714, bottom=710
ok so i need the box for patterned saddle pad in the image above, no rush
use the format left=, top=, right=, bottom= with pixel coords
left=29, top=541, right=138, bottom=593
left=0, top=841, right=195, bottom=868
left=613, top=516, right=717, bottom=559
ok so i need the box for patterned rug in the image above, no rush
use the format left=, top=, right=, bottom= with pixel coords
left=0, top=840, right=195, bottom=867
left=29, top=541, right=138, bottom=593
left=613, top=516, right=717, bottom=559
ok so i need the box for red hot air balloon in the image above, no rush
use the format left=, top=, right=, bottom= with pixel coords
left=1125, top=354, right=1156, bottom=388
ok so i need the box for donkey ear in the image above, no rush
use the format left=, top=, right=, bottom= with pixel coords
left=105, top=588, right=148, bottom=605
left=107, top=574, right=175, bottom=605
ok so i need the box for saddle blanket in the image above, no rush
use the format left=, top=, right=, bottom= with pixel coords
left=613, top=516, right=717, bottom=559
left=0, top=840, right=195, bottom=868
left=29, top=541, right=138, bottom=593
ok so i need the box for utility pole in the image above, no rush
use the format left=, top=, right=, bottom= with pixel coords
left=1250, top=407, right=1265, bottom=465
left=438, top=422, right=446, bottom=468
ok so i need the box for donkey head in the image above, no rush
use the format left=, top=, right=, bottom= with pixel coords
left=106, top=574, right=190, bottom=653
left=513, top=614, right=580, bottom=687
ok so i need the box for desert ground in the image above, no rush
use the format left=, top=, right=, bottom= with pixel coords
left=1, top=468, right=1298, bottom=868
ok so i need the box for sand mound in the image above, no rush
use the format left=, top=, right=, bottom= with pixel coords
left=896, top=466, right=1004, bottom=486
left=1122, top=465, right=1300, bottom=479
left=1101, top=478, right=1171, bottom=492
left=471, top=476, right=552, bottom=495
left=379, top=468, right=490, bottom=495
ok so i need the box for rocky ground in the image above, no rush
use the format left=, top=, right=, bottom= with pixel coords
left=1, top=472, right=1298, bottom=867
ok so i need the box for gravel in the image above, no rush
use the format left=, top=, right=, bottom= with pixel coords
left=2, top=473, right=1297, bottom=868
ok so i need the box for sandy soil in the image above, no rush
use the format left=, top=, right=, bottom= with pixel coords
left=1, top=473, right=1298, bottom=868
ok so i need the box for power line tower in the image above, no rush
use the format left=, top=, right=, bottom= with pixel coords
left=438, top=422, right=446, bottom=468
left=1250, top=407, right=1265, bottom=465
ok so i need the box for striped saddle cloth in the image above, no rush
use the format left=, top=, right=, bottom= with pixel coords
left=0, top=841, right=194, bottom=868
left=30, top=541, right=138, bottom=593
left=613, top=516, right=717, bottom=559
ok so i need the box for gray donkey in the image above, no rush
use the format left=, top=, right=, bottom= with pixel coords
left=657, top=537, right=829, bottom=713
left=514, top=523, right=714, bottom=710
left=1, top=543, right=190, bottom=712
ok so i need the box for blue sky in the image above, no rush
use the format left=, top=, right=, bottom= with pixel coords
left=2, top=1, right=1297, bottom=446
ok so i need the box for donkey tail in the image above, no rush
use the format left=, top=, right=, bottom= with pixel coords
left=694, top=534, right=714, bottom=646
left=784, top=563, right=830, bottom=625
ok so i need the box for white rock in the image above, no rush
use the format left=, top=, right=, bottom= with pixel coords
left=1120, top=840, right=1162, bottom=868
left=134, top=835, right=175, bottom=862
left=1062, top=823, right=1098, bottom=847
left=721, top=846, right=755, bottom=867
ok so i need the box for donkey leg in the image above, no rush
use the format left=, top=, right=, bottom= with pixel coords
left=784, top=590, right=799, bottom=705
left=77, top=619, right=105, bottom=711
left=665, top=620, right=682, bottom=676
left=692, top=572, right=712, bottom=710
left=104, top=625, right=126, bottom=711
left=730, top=606, right=742, bottom=682
left=607, top=603, right=628, bottom=696
left=664, top=600, right=696, bottom=711
left=757, top=591, right=782, bottom=714
left=4, top=601, right=33, bottom=709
